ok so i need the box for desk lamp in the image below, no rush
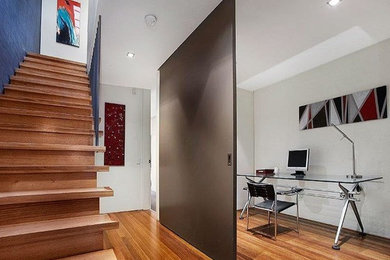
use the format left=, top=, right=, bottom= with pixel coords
left=331, top=123, right=362, bottom=179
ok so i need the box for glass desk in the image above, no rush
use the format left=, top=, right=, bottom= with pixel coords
left=237, top=172, right=383, bottom=250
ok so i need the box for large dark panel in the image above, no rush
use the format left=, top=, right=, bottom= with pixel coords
left=159, top=0, right=236, bottom=259
left=0, top=0, right=42, bottom=92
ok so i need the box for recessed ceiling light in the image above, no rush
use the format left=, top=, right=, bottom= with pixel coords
left=327, top=0, right=342, bottom=7
left=127, top=52, right=135, bottom=59
left=145, top=14, right=158, bottom=27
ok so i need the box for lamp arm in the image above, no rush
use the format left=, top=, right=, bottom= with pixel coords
left=331, top=123, right=358, bottom=177
left=331, top=124, right=354, bottom=144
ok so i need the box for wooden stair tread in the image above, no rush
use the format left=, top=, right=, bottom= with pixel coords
left=27, top=53, right=87, bottom=67
left=0, top=107, right=92, bottom=121
left=0, top=142, right=105, bottom=152
left=0, top=214, right=118, bottom=240
left=58, top=249, right=117, bottom=260
left=20, top=62, right=88, bottom=78
left=24, top=57, right=87, bottom=72
left=0, top=165, right=109, bottom=174
left=1, top=89, right=92, bottom=107
left=0, top=96, right=92, bottom=111
left=0, top=187, right=113, bottom=205
left=16, top=69, right=89, bottom=85
left=0, top=122, right=99, bottom=135
left=0, top=124, right=95, bottom=136
left=5, top=84, right=92, bottom=101
left=11, top=75, right=90, bottom=92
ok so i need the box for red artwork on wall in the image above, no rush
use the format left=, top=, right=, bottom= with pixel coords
left=104, top=103, right=125, bottom=166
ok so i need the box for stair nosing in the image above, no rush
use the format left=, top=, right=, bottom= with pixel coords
left=5, top=85, right=92, bottom=101
left=24, top=57, right=87, bottom=72
left=0, top=125, right=95, bottom=136
left=0, top=214, right=118, bottom=240
left=20, top=63, right=89, bottom=79
left=15, top=70, right=89, bottom=86
left=0, top=142, right=105, bottom=152
left=0, top=187, right=113, bottom=206
left=0, top=96, right=92, bottom=112
left=0, top=165, right=109, bottom=174
left=27, top=53, right=87, bottom=67
left=1, top=91, right=92, bottom=107
left=0, top=107, right=93, bottom=122
left=11, top=76, right=90, bottom=92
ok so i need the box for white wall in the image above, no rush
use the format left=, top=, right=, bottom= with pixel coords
left=237, top=89, right=254, bottom=210
left=97, top=84, right=151, bottom=213
left=150, top=71, right=160, bottom=219
left=40, top=0, right=89, bottom=63
left=86, top=0, right=101, bottom=69
left=253, top=39, right=390, bottom=238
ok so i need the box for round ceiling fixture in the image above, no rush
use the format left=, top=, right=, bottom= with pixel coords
left=145, top=14, right=158, bottom=27
left=127, top=52, right=135, bottom=59
left=327, top=0, right=342, bottom=7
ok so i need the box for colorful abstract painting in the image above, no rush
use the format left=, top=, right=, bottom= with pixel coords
left=104, top=103, right=126, bottom=166
left=299, top=86, right=387, bottom=130
left=56, top=0, right=80, bottom=47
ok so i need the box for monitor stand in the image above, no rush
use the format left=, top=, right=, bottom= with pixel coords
left=291, top=171, right=306, bottom=176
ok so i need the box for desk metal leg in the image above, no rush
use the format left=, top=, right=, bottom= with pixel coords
left=332, top=199, right=349, bottom=250
left=350, top=201, right=365, bottom=235
left=332, top=183, right=364, bottom=250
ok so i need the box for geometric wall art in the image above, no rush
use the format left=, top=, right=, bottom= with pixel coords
left=104, top=103, right=126, bottom=166
left=299, top=86, right=387, bottom=130
left=56, top=0, right=81, bottom=47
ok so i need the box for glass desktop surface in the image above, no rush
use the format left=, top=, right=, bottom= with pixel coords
left=237, top=173, right=383, bottom=184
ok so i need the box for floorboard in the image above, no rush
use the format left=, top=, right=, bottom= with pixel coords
left=106, top=210, right=390, bottom=259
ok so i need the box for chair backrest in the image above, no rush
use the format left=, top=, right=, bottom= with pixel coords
left=247, top=182, right=275, bottom=201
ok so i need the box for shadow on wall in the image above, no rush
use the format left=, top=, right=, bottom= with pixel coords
left=0, top=0, right=42, bottom=92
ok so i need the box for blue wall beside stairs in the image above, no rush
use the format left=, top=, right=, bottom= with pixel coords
left=0, top=0, right=42, bottom=92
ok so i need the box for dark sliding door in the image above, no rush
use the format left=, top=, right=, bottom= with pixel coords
left=159, top=0, right=236, bottom=259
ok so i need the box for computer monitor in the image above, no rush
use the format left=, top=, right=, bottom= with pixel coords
left=287, top=149, right=310, bottom=176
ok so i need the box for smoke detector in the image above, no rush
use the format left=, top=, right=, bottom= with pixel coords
left=145, top=14, right=158, bottom=27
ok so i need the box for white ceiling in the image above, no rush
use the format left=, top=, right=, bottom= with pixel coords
left=98, top=0, right=390, bottom=90
left=99, top=0, right=221, bottom=89
left=237, top=0, right=390, bottom=90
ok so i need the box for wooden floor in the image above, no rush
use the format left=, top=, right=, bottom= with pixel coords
left=106, top=210, right=390, bottom=260
left=105, top=211, right=209, bottom=259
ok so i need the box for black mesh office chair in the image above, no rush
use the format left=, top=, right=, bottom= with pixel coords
left=246, top=182, right=300, bottom=239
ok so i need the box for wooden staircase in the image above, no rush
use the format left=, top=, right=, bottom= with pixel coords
left=0, top=53, right=118, bottom=259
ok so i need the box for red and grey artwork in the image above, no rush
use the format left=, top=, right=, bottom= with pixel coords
left=104, top=103, right=126, bottom=166
left=299, top=86, right=387, bottom=130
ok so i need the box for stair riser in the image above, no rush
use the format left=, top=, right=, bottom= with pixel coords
left=0, top=231, right=104, bottom=260
left=0, top=129, right=93, bottom=145
left=5, top=89, right=91, bottom=105
left=27, top=53, right=86, bottom=68
left=13, top=75, right=90, bottom=90
left=0, top=173, right=97, bottom=192
left=0, top=198, right=98, bottom=226
left=0, top=166, right=109, bottom=175
left=0, top=150, right=95, bottom=165
left=19, top=67, right=89, bottom=82
left=21, top=62, right=88, bottom=78
left=0, top=114, right=93, bottom=130
left=11, top=79, right=90, bottom=95
left=24, top=57, right=87, bottom=72
left=0, top=99, right=91, bottom=116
